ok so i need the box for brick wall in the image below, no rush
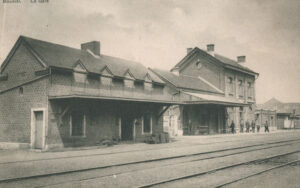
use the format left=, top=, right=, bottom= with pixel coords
left=47, top=99, right=165, bottom=148
left=0, top=41, right=48, bottom=144
left=0, top=42, right=45, bottom=91
left=0, top=78, right=48, bottom=143
left=180, top=53, right=224, bottom=91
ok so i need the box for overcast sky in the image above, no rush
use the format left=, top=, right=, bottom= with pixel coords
left=0, top=0, right=299, bottom=103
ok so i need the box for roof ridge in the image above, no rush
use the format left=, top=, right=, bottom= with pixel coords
left=21, top=35, right=144, bottom=66
left=21, top=35, right=82, bottom=52
left=101, top=54, right=142, bottom=66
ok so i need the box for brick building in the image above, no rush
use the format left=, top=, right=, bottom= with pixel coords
left=0, top=36, right=259, bottom=150
left=254, top=108, right=277, bottom=132
left=0, top=36, right=178, bottom=150
left=152, top=45, right=259, bottom=135
left=258, top=98, right=300, bottom=129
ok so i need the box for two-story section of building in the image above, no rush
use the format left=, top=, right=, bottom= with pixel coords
left=0, top=36, right=178, bottom=150
left=152, top=44, right=259, bottom=135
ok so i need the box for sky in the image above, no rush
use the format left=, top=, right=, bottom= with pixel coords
left=0, top=0, right=299, bottom=103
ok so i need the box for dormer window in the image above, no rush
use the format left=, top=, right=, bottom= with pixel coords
left=73, top=60, right=87, bottom=84
left=144, top=82, right=152, bottom=91
left=73, top=72, right=86, bottom=83
left=101, top=76, right=112, bottom=86
left=144, top=73, right=153, bottom=91
left=123, top=70, right=135, bottom=88
left=100, top=66, right=113, bottom=86
left=124, top=79, right=134, bottom=88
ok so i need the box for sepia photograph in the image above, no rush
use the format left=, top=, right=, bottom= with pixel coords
left=0, top=0, right=299, bottom=187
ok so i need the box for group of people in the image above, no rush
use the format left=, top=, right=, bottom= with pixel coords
left=230, top=119, right=270, bottom=134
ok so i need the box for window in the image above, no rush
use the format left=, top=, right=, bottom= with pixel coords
left=143, top=114, right=152, bottom=134
left=19, top=87, right=23, bottom=95
left=247, top=82, right=251, bottom=88
left=247, top=82, right=253, bottom=99
left=0, top=73, right=8, bottom=81
left=227, top=76, right=234, bottom=95
left=144, top=82, right=152, bottom=91
left=124, top=79, right=134, bottom=88
left=101, top=76, right=112, bottom=86
left=73, top=72, right=86, bottom=83
left=70, top=111, right=85, bottom=137
left=238, top=80, right=244, bottom=97
left=238, top=80, right=243, bottom=86
left=196, top=62, right=203, bottom=69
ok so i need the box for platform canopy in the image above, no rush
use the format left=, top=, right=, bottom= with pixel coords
left=183, top=91, right=248, bottom=107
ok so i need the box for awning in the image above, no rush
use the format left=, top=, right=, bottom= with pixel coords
left=48, top=94, right=181, bottom=105
left=183, top=91, right=248, bottom=107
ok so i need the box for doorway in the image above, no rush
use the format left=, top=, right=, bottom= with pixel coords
left=31, top=109, right=46, bottom=149
left=121, top=115, right=134, bottom=141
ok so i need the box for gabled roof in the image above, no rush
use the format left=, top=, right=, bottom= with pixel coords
left=73, top=60, right=87, bottom=72
left=151, top=68, right=223, bottom=94
left=214, top=54, right=258, bottom=75
left=1, top=36, right=164, bottom=84
left=171, top=47, right=258, bottom=76
left=123, top=69, right=135, bottom=80
left=259, top=98, right=300, bottom=115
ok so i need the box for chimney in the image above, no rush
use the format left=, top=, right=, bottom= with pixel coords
left=81, top=41, right=100, bottom=56
left=237, top=56, right=246, bottom=63
left=206, top=44, right=215, bottom=56
left=187, top=48, right=193, bottom=54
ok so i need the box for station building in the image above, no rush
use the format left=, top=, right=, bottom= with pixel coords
left=0, top=36, right=259, bottom=150
left=0, top=36, right=181, bottom=150
left=152, top=45, right=259, bottom=135
left=258, top=98, right=300, bottom=130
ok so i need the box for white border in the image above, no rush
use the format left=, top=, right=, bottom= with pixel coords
left=30, top=108, right=47, bottom=150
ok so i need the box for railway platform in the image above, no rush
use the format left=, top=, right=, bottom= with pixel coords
left=0, top=130, right=299, bottom=188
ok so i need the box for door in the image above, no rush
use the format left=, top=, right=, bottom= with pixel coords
left=34, top=111, right=44, bottom=149
left=121, top=116, right=133, bottom=140
left=71, top=111, right=84, bottom=136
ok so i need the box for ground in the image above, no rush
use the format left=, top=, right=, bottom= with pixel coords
left=0, top=130, right=300, bottom=188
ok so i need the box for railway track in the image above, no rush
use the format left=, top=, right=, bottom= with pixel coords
left=137, top=151, right=300, bottom=188
left=0, top=138, right=300, bottom=188
left=215, top=158, right=300, bottom=188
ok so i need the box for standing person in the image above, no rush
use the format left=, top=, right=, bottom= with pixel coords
left=240, top=119, right=244, bottom=133
left=188, top=119, right=192, bottom=134
left=265, top=120, right=270, bottom=132
left=246, top=120, right=250, bottom=133
left=251, top=120, right=255, bottom=133
left=255, top=117, right=260, bottom=133
left=230, top=120, right=235, bottom=134
left=257, top=124, right=260, bottom=133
